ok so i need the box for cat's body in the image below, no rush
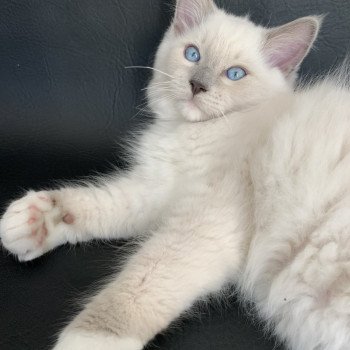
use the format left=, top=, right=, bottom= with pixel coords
left=1, top=0, right=350, bottom=349
left=244, top=78, right=350, bottom=349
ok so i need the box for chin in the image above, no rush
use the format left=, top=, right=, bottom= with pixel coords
left=179, top=100, right=211, bottom=122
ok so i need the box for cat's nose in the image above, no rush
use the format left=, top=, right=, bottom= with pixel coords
left=190, top=80, right=208, bottom=96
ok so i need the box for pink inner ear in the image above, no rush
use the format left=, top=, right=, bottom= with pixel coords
left=267, top=41, right=309, bottom=74
left=174, top=6, right=197, bottom=34
left=263, top=18, right=319, bottom=75
left=174, top=0, right=215, bottom=35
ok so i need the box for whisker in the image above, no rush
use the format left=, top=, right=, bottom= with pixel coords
left=131, top=94, right=178, bottom=120
left=146, top=88, right=176, bottom=96
left=125, top=66, right=175, bottom=79
left=147, top=94, right=178, bottom=105
left=131, top=95, right=176, bottom=119
left=219, top=109, right=232, bottom=131
left=135, top=88, right=177, bottom=107
left=141, top=81, right=172, bottom=91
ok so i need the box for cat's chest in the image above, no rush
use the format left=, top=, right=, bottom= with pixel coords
left=174, top=121, right=246, bottom=180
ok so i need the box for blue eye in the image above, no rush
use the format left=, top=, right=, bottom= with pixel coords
left=226, top=67, right=246, bottom=81
left=185, top=45, right=200, bottom=62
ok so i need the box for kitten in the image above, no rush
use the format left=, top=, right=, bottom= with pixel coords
left=1, top=0, right=349, bottom=349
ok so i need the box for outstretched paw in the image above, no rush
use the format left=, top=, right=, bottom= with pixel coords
left=0, top=191, right=70, bottom=261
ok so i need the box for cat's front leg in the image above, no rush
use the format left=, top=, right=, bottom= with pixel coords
left=52, top=213, right=242, bottom=349
left=0, top=167, right=173, bottom=261
left=53, top=331, right=142, bottom=350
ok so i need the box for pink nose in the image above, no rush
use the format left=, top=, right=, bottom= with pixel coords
left=190, top=80, right=208, bottom=96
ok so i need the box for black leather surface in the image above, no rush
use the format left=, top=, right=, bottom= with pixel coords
left=1, top=1, right=349, bottom=349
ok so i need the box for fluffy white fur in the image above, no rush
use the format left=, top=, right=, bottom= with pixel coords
left=1, top=0, right=349, bottom=349
left=242, top=76, right=350, bottom=350
left=54, top=330, right=142, bottom=350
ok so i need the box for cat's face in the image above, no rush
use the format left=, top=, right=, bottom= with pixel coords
left=148, top=0, right=320, bottom=122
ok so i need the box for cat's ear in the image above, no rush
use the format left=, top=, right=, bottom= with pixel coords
left=173, top=0, right=217, bottom=35
left=263, top=16, right=322, bottom=76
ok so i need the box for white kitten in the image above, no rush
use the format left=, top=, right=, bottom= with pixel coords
left=1, top=0, right=349, bottom=349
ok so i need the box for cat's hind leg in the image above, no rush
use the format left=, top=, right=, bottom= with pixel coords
left=251, top=201, right=350, bottom=350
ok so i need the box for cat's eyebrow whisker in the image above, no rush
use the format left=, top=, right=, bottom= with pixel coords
left=125, top=66, right=176, bottom=79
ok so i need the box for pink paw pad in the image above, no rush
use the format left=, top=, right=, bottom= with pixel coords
left=31, top=225, right=48, bottom=246
left=28, top=206, right=40, bottom=224
left=28, top=217, right=37, bottom=225
left=63, top=213, right=75, bottom=225
left=29, top=204, right=40, bottom=212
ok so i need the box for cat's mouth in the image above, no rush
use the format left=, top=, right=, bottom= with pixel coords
left=181, top=97, right=222, bottom=122
left=187, top=99, right=200, bottom=111
left=179, top=98, right=205, bottom=122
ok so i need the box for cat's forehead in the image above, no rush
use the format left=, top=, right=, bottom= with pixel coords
left=186, top=12, right=263, bottom=60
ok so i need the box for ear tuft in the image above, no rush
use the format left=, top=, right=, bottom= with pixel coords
left=173, top=0, right=217, bottom=35
left=263, top=16, right=322, bottom=76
